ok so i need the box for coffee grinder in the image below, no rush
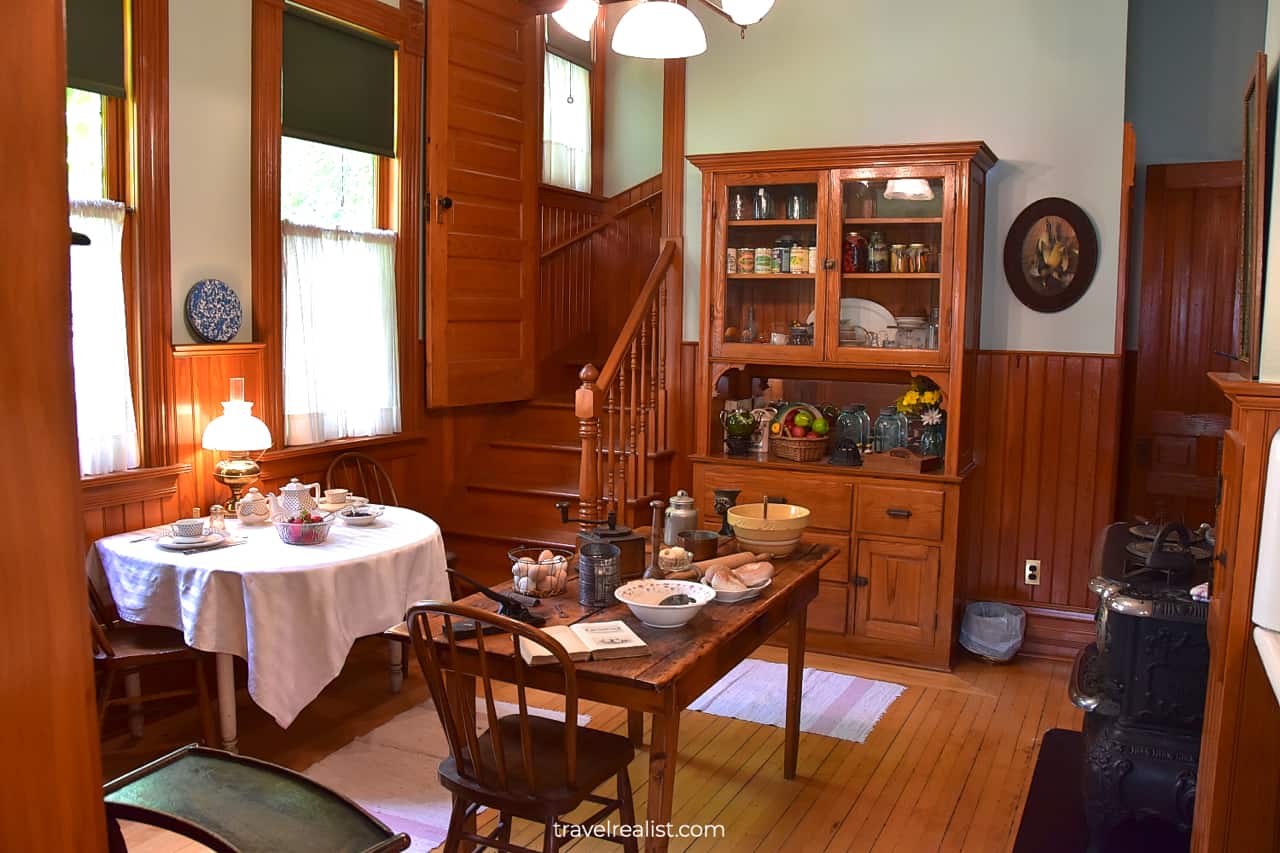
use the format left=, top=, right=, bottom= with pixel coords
left=555, top=500, right=648, bottom=580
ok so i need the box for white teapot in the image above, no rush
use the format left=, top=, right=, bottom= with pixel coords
left=268, top=478, right=321, bottom=519
left=236, top=487, right=271, bottom=525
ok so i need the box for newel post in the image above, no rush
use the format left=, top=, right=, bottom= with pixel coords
left=575, top=364, right=602, bottom=533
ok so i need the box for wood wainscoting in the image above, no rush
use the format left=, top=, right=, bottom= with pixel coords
left=960, top=350, right=1125, bottom=657
left=537, top=176, right=662, bottom=395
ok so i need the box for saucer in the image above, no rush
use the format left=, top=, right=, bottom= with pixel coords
left=156, top=531, right=227, bottom=551
left=316, top=501, right=350, bottom=513
left=169, top=532, right=207, bottom=544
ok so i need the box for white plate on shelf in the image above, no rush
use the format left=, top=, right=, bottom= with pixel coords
left=840, top=298, right=895, bottom=334
left=156, top=531, right=227, bottom=551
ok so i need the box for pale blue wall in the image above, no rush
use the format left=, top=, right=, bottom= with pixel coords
left=682, top=0, right=1130, bottom=352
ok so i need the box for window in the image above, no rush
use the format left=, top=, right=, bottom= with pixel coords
left=280, top=137, right=400, bottom=446
left=67, top=87, right=140, bottom=476
left=542, top=51, right=592, bottom=193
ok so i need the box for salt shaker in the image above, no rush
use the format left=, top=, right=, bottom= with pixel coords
left=208, top=504, right=226, bottom=533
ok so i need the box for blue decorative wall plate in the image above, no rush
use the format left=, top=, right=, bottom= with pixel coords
left=185, top=279, right=242, bottom=343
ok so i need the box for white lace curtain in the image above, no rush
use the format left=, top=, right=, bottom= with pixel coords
left=69, top=200, right=140, bottom=475
left=282, top=220, right=400, bottom=446
left=542, top=51, right=591, bottom=192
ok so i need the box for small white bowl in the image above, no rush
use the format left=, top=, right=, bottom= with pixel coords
left=615, top=579, right=715, bottom=629
left=337, top=505, right=384, bottom=526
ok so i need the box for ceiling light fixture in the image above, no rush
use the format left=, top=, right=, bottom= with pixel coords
left=552, top=0, right=599, bottom=42
left=612, top=0, right=707, bottom=59
left=720, top=0, right=774, bottom=26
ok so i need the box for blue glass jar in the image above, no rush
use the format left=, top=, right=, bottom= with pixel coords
left=874, top=406, right=906, bottom=452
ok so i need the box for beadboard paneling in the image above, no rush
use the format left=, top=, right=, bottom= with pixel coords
left=961, top=351, right=1124, bottom=616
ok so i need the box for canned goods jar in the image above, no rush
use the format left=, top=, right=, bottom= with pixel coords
left=737, top=247, right=755, bottom=273
left=808, top=246, right=818, bottom=274
left=754, top=247, right=772, bottom=274
left=726, top=248, right=738, bottom=275
left=890, top=244, right=908, bottom=273
left=772, top=244, right=788, bottom=274
left=790, top=243, right=807, bottom=274
left=908, top=243, right=926, bottom=273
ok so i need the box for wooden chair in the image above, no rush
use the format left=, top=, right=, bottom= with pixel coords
left=405, top=601, right=638, bottom=853
left=104, top=743, right=409, bottom=852
left=326, top=451, right=399, bottom=506
left=90, top=582, right=217, bottom=748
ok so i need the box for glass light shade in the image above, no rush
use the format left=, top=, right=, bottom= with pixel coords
left=552, top=0, right=599, bottom=41
left=883, top=179, right=935, bottom=201
left=201, top=400, right=273, bottom=452
left=612, top=0, right=706, bottom=59
left=721, top=0, right=774, bottom=26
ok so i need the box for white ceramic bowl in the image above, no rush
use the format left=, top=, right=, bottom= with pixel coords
left=706, top=577, right=772, bottom=603
left=337, top=505, right=384, bottom=526
left=615, top=579, right=715, bottom=629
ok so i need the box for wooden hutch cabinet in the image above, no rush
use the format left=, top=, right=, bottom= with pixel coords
left=688, top=142, right=996, bottom=670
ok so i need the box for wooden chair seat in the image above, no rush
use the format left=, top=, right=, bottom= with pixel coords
left=95, top=623, right=195, bottom=666
left=438, top=715, right=634, bottom=819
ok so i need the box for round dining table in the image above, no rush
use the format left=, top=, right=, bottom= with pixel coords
left=88, top=505, right=451, bottom=752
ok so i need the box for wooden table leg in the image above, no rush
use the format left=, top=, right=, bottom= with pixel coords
left=646, top=707, right=680, bottom=853
left=388, top=639, right=404, bottom=694
left=628, top=710, right=644, bottom=747
left=123, top=671, right=144, bottom=739
left=214, top=653, right=238, bottom=753
left=784, top=607, right=807, bottom=780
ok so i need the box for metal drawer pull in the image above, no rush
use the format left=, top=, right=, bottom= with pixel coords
left=886, top=508, right=913, bottom=519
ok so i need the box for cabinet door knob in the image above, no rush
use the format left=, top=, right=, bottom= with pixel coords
left=822, top=258, right=837, bottom=270
left=886, top=508, right=913, bottom=519
left=853, top=575, right=869, bottom=587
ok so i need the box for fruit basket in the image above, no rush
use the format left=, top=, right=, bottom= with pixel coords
left=769, top=403, right=830, bottom=462
left=273, top=511, right=333, bottom=545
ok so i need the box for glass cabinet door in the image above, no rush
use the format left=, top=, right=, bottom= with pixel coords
left=711, top=171, right=829, bottom=362
left=826, top=166, right=955, bottom=366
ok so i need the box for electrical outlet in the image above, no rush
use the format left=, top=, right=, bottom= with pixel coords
left=1025, top=559, right=1041, bottom=586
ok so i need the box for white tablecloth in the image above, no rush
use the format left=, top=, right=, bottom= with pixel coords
left=88, top=506, right=451, bottom=728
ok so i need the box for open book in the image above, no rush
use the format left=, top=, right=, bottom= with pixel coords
left=518, top=621, right=649, bottom=665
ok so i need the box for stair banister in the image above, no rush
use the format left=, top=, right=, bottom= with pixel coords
left=576, top=239, right=679, bottom=529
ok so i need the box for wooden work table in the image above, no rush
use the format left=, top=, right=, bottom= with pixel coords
left=440, top=542, right=837, bottom=853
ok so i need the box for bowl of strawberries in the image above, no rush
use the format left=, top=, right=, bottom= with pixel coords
left=273, top=508, right=334, bottom=545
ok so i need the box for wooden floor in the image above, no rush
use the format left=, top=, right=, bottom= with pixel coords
left=109, top=639, right=1080, bottom=852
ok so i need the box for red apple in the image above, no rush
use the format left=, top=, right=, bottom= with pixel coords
left=790, top=425, right=808, bottom=438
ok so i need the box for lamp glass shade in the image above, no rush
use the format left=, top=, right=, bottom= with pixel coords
left=552, top=0, right=598, bottom=41
left=721, top=0, right=774, bottom=26
left=612, top=0, right=706, bottom=59
left=883, top=179, right=935, bottom=201
left=201, top=400, right=273, bottom=452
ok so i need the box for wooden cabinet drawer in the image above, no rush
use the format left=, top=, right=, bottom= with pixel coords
left=854, top=483, right=944, bottom=541
left=802, top=530, right=849, bottom=582
left=807, top=581, right=849, bottom=634
left=695, top=465, right=853, bottom=532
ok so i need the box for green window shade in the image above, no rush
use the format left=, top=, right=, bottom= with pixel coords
left=66, top=0, right=126, bottom=99
left=282, top=6, right=397, bottom=158
left=546, top=16, right=593, bottom=70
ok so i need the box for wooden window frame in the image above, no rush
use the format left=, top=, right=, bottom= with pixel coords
left=76, top=0, right=175, bottom=481
left=537, top=11, right=606, bottom=199
left=251, top=0, right=426, bottom=453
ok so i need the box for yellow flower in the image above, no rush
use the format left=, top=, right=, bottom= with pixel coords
left=903, top=390, right=920, bottom=406
left=923, top=390, right=940, bottom=404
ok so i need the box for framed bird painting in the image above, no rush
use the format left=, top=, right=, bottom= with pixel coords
left=1002, top=197, right=1098, bottom=313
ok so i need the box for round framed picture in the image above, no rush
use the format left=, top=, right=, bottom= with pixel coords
left=1002, top=197, right=1098, bottom=313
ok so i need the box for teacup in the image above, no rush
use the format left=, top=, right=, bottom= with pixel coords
left=171, top=517, right=206, bottom=540
left=323, top=488, right=351, bottom=506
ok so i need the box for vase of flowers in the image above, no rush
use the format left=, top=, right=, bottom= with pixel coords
left=895, top=377, right=944, bottom=455
left=921, top=407, right=946, bottom=458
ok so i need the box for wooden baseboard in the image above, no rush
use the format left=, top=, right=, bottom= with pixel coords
left=1019, top=604, right=1095, bottom=660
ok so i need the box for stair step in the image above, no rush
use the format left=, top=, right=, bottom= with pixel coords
left=469, top=481, right=579, bottom=500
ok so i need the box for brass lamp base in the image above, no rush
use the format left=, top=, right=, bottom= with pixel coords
left=213, top=453, right=261, bottom=511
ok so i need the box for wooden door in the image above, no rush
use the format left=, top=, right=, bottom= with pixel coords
left=1123, top=162, right=1240, bottom=524
left=425, top=0, right=539, bottom=406
left=853, top=539, right=939, bottom=646
left=1, top=0, right=107, bottom=847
